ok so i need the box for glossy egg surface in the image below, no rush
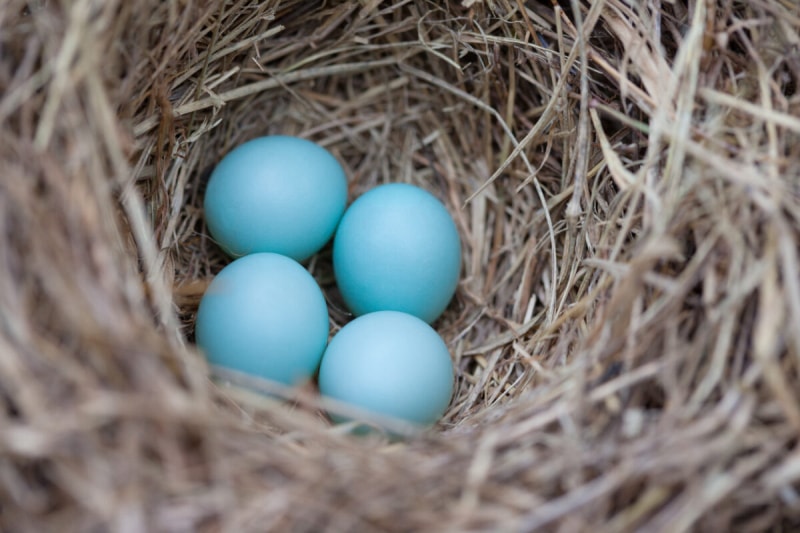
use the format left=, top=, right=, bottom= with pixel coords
left=318, top=311, right=454, bottom=426
left=204, top=135, right=347, bottom=261
left=195, top=253, right=329, bottom=386
left=333, top=183, right=460, bottom=323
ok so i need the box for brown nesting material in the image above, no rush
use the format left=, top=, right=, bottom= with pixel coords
left=2, top=0, right=800, bottom=531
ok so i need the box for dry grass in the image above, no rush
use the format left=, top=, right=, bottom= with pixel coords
left=2, top=0, right=800, bottom=530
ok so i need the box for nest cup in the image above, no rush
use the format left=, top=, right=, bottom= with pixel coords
left=3, top=0, right=800, bottom=531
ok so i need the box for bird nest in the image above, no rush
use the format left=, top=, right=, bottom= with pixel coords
left=2, top=0, right=800, bottom=530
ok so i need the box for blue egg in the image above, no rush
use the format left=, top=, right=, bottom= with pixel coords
left=204, top=135, right=348, bottom=261
left=318, top=311, right=454, bottom=427
left=195, top=253, right=329, bottom=386
left=333, top=183, right=461, bottom=324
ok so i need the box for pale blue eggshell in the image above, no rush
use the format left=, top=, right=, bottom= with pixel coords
left=195, top=253, right=329, bottom=386
left=204, top=135, right=347, bottom=261
left=333, top=183, right=461, bottom=324
left=317, top=311, right=454, bottom=427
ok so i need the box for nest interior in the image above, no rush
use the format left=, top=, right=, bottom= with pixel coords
left=2, top=0, right=800, bottom=531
